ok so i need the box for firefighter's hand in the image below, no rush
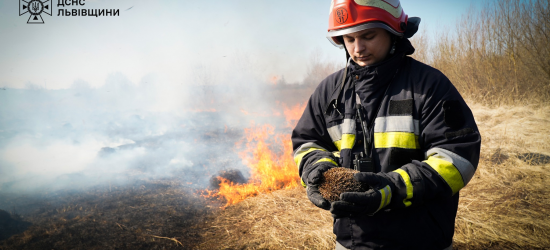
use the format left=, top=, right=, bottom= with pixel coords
left=330, top=189, right=381, bottom=218
left=302, top=163, right=334, bottom=210
left=330, top=172, right=394, bottom=218
left=306, top=185, right=331, bottom=210
left=302, top=163, right=333, bottom=186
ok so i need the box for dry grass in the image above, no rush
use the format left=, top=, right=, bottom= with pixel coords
left=196, top=187, right=334, bottom=250
left=469, top=103, right=550, bottom=154
left=194, top=103, right=550, bottom=250
left=453, top=104, right=550, bottom=249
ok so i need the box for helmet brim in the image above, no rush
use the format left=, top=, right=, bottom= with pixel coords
left=327, top=22, right=403, bottom=47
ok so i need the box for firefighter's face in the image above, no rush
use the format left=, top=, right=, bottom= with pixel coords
left=342, top=28, right=392, bottom=67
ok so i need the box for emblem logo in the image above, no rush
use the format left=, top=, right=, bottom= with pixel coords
left=19, top=0, right=52, bottom=24
left=334, top=7, right=348, bottom=24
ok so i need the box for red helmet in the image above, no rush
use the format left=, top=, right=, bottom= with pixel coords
left=327, top=0, right=408, bottom=48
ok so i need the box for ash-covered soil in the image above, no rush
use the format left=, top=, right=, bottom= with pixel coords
left=0, top=179, right=215, bottom=250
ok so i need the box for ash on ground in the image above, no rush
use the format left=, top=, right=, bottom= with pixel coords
left=319, top=168, right=370, bottom=202
left=0, top=210, right=31, bottom=241
left=209, top=169, right=248, bottom=190
left=0, top=179, right=212, bottom=250
left=517, top=152, right=550, bottom=165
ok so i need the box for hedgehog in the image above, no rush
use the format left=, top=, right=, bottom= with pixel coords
left=318, top=167, right=370, bottom=202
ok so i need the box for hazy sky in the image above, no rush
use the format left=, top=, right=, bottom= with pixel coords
left=0, top=0, right=494, bottom=89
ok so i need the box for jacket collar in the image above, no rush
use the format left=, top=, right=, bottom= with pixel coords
left=324, top=38, right=415, bottom=115
left=348, top=38, right=414, bottom=82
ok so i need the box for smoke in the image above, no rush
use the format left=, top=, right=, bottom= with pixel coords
left=0, top=64, right=304, bottom=199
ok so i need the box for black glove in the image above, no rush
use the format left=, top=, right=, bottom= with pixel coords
left=331, top=172, right=396, bottom=218
left=302, top=163, right=334, bottom=210
left=306, top=185, right=330, bottom=210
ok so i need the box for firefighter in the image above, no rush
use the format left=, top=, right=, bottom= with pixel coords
left=292, top=0, right=481, bottom=249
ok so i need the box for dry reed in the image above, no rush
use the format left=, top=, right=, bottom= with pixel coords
left=410, top=0, right=550, bottom=106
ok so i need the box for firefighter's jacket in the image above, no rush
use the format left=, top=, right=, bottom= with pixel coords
left=292, top=39, right=481, bottom=249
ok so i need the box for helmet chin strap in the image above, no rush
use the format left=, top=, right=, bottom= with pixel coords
left=332, top=56, right=353, bottom=115
left=340, top=56, right=353, bottom=96
left=389, top=38, right=397, bottom=55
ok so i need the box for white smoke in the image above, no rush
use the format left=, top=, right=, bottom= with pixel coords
left=0, top=69, right=288, bottom=196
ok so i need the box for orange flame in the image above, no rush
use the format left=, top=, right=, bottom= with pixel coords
left=204, top=124, right=299, bottom=208
left=240, top=108, right=278, bottom=117
left=269, top=75, right=279, bottom=85
left=202, top=101, right=307, bottom=208
left=282, top=102, right=306, bottom=128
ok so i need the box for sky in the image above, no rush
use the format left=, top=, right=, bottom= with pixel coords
left=0, top=0, right=494, bottom=89
left=0, top=0, right=496, bottom=198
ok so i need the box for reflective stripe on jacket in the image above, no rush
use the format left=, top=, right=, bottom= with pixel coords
left=292, top=39, right=481, bottom=249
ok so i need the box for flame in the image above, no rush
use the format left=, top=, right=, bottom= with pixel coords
left=269, top=75, right=279, bottom=85
left=240, top=109, right=250, bottom=115
left=271, top=108, right=282, bottom=117
left=202, top=101, right=307, bottom=208
left=282, top=102, right=306, bottom=128
left=203, top=124, right=300, bottom=208
left=238, top=102, right=305, bottom=122
left=240, top=108, right=277, bottom=117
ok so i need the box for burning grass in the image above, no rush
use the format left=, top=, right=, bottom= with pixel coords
left=202, top=124, right=300, bottom=208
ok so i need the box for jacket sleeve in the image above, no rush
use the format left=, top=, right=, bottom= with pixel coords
left=389, top=72, right=481, bottom=208
left=292, top=83, right=340, bottom=187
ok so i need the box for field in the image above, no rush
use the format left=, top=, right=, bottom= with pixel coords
left=1, top=103, right=549, bottom=250
left=1, top=0, right=549, bottom=249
